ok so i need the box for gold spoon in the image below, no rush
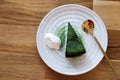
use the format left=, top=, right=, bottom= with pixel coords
left=82, top=20, right=115, bottom=72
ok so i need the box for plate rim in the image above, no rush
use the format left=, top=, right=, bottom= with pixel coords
left=36, top=4, right=108, bottom=75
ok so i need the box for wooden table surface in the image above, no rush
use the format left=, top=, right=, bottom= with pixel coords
left=0, top=0, right=120, bottom=80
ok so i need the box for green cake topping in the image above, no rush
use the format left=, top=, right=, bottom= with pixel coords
left=65, top=23, right=86, bottom=57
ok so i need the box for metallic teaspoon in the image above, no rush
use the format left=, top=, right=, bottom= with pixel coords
left=82, top=20, right=115, bottom=72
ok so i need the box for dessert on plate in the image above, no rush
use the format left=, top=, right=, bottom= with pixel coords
left=45, top=22, right=86, bottom=58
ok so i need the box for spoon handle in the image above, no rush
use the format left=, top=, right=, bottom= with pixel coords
left=92, top=35, right=115, bottom=72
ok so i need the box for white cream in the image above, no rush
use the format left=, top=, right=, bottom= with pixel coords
left=44, top=33, right=61, bottom=50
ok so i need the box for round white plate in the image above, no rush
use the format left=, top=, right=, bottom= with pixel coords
left=36, top=4, right=108, bottom=75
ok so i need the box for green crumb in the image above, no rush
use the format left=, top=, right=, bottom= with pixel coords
left=56, top=26, right=66, bottom=49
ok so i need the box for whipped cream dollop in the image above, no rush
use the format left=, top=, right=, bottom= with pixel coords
left=44, top=33, right=61, bottom=50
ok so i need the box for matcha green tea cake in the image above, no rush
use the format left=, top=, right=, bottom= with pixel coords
left=65, top=23, right=86, bottom=57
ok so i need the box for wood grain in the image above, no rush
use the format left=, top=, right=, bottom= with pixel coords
left=0, top=0, right=120, bottom=80
left=107, top=30, right=120, bottom=60
left=0, top=0, right=93, bottom=80
left=93, top=0, right=120, bottom=30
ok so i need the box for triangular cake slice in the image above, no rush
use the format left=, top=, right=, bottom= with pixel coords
left=65, top=23, right=86, bottom=57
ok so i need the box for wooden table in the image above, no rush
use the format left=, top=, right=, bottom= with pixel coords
left=0, top=0, right=119, bottom=80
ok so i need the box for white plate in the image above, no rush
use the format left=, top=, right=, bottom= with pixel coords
left=36, top=4, right=108, bottom=75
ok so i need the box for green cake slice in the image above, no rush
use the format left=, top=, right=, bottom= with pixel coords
left=65, top=23, right=86, bottom=57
